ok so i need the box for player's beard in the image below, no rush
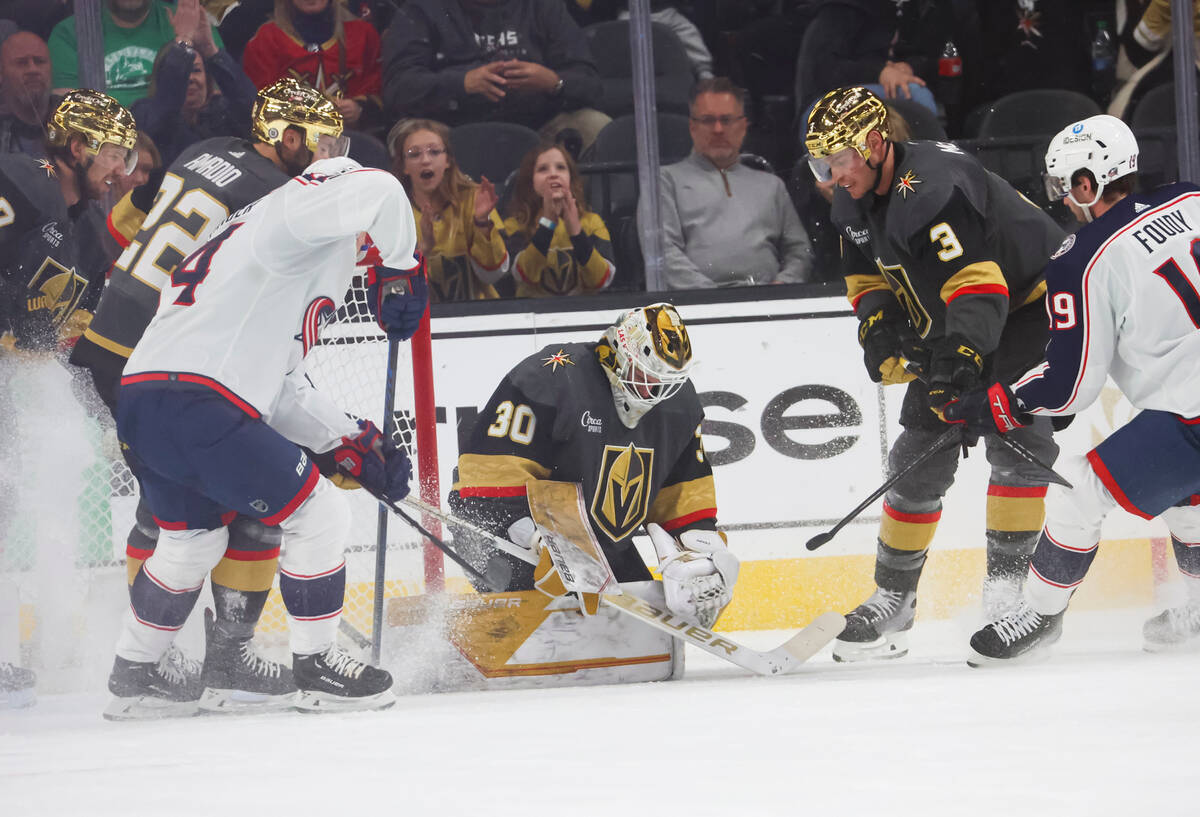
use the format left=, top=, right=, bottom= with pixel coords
left=277, top=142, right=314, bottom=176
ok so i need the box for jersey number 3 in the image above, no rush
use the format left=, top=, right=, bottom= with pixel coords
left=171, top=223, right=242, bottom=306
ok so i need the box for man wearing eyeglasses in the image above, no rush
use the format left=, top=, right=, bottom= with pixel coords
left=656, top=77, right=813, bottom=289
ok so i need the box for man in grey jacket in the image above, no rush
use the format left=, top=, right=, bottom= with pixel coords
left=656, top=78, right=813, bottom=289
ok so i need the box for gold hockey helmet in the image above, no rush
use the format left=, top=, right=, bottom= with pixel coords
left=251, top=77, right=345, bottom=156
left=804, top=86, right=890, bottom=162
left=46, top=89, right=138, bottom=172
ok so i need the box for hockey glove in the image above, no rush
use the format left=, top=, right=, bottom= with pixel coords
left=926, top=334, right=984, bottom=418
left=366, top=258, right=429, bottom=342
left=942, top=382, right=1032, bottom=435
left=648, top=523, right=740, bottom=629
left=858, top=307, right=918, bottom=386
left=331, top=420, right=411, bottom=502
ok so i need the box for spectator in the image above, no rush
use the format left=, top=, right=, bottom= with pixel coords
left=48, top=0, right=225, bottom=107
left=130, top=25, right=257, bottom=165
left=504, top=141, right=615, bottom=297
left=241, top=0, right=383, bottom=132
left=0, top=31, right=52, bottom=158
left=382, top=0, right=609, bottom=152
left=617, top=2, right=713, bottom=81
left=657, top=78, right=812, bottom=289
left=110, top=130, right=160, bottom=201
left=793, top=0, right=940, bottom=122
left=389, top=118, right=509, bottom=302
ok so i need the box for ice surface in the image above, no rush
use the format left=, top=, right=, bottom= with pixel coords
left=3, top=608, right=1197, bottom=817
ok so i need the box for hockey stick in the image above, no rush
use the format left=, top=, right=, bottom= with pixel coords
left=806, top=425, right=962, bottom=551
left=398, top=496, right=845, bottom=677
left=990, top=432, right=1072, bottom=489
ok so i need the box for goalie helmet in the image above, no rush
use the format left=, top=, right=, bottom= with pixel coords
left=251, top=77, right=345, bottom=156
left=598, top=303, right=694, bottom=428
left=45, top=89, right=138, bottom=172
left=804, top=86, right=890, bottom=162
left=1044, top=114, right=1138, bottom=212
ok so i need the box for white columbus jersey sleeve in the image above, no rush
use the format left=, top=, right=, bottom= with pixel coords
left=124, top=158, right=419, bottom=450
left=1013, top=183, right=1200, bottom=418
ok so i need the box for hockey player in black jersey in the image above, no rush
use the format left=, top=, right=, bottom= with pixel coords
left=66, top=79, right=353, bottom=719
left=449, top=303, right=740, bottom=630
left=0, top=89, right=138, bottom=708
left=804, top=87, right=1065, bottom=661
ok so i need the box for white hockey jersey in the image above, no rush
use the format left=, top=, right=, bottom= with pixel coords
left=1013, top=183, right=1200, bottom=419
left=123, top=157, right=419, bottom=452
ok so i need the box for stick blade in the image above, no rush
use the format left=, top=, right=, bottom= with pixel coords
left=777, top=611, right=845, bottom=665
left=806, top=531, right=835, bottom=551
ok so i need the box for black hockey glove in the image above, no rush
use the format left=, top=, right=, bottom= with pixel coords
left=330, top=420, right=411, bottom=502
left=858, top=307, right=917, bottom=385
left=366, top=256, right=429, bottom=342
left=926, top=334, right=983, bottom=418
left=942, top=382, right=1032, bottom=435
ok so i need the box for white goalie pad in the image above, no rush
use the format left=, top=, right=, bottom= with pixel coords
left=527, top=480, right=619, bottom=603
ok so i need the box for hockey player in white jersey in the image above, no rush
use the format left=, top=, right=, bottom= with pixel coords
left=945, top=115, right=1200, bottom=662
left=106, top=155, right=427, bottom=716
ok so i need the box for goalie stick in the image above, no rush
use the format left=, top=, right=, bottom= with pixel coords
left=391, top=495, right=845, bottom=677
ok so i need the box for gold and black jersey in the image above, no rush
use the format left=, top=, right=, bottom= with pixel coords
left=833, top=140, right=1065, bottom=353
left=449, top=341, right=716, bottom=562
left=0, top=154, right=112, bottom=352
left=70, top=136, right=288, bottom=394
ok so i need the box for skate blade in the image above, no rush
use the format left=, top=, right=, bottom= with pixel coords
left=198, top=687, right=299, bottom=714
left=0, top=688, right=36, bottom=710
left=966, top=644, right=1055, bottom=668
left=103, top=695, right=200, bottom=721
left=1142, top=636, right=1200, bottom=654
left=832, top=631, right=909, bottom=663
left=294, top=688, right=395, bottom=714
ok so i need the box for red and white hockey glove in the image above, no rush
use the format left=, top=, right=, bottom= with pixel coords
left=366, top=255, right=428, bottom=342
left=648, top=523, right=740, bottom=629
left=331, top=420, right=411, bottom=501
left=942, top=382, right=1031, bottom=435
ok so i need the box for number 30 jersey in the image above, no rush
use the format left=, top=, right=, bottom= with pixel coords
left=833, top=140, right=1065, bottom=353
left=1013, top=183, right=1200, bottom=420
left=70, top=136, right=288, bottom=402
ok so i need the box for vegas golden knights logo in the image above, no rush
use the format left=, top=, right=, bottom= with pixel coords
left=591, top=443, right=655, bottom=541
left=647, top=304, right=691, bottom=370
left=543, top=248, right=579, bottom=295
left=26, top=256, right=87, bottom=328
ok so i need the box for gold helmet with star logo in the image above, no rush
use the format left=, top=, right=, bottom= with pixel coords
left=46, top=89, right=139, bottom=172
left=804, top=86, right=890, bottom=162
left=598, top=302, right=694, bottom=427
left=251, top=77, right=346, bottom=156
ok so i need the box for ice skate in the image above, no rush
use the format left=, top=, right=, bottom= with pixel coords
left=967, top=600, right=1063, bottom=666
left=1143, top=602, right=1200, bottom=652
left=832, top=588, right=916, bottom=662
left=293, top=646, right=394, bottom=713
left=199, top=609, right=297, bottom=713
left=104, top=645, right=204, bottom=721
left=0, top=661, right=36, bottom=709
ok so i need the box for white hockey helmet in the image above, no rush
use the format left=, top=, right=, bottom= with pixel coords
left=598, top=303, right=694, bottom=427
left=1044, top=114, right=1138, bottom=213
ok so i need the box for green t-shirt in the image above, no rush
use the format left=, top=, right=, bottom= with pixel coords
left=48, top=3, right=224, bottom=108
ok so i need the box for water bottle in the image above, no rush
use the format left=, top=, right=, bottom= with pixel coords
left=1091, top=20, right=1116, bottom=105
left=938, top=40, right=963, bottom=106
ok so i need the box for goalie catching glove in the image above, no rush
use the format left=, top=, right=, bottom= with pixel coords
left=648, top=523, right=739, bottom=629
left=366, top=256, right=429, bottom=342
left=330, top=419, right=411, bottom=501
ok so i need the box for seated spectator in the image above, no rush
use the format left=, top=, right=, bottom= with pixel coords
left=383, top=0, right=609, bottom=152
left=657, top=77, right=812, bottom=289
left=389, top=118, right=509, bottom=302
left=131, top=26, right=257, bottom=166
left=0, top=30, right=53, bottom=158
left=504, top=141, right=615, bottom=297
left=110, top=130, right=161, bottom=200
left=241, top=0, right=382, bottom=132
left=618, top=2, right=713, bottom=81
left=49, top=0, right=225, bottom=107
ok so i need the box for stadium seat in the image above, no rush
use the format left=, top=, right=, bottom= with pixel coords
left=346, top=130, right=390, bottom=170
left=448, top=121, right=542, bottom=193
left=1130, top=82, right=1188, bottom=130
left=886, top=97, right=947, bottom=141
left=582, top=112, right=692, bottom=219
left=973, top=89, right=1102, bottom=138
left=585, top=20, right=694, bottom=118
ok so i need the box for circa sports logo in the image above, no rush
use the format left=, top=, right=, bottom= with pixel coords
left=580, top=410, right=603, bottom=433
left=845, top=225, right=870, bottom=245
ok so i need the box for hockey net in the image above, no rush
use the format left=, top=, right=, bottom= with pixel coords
left=0, top=275, right=442, bottom=686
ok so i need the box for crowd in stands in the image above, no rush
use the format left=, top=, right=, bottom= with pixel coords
left=0, top=0, right=1191, bottom=299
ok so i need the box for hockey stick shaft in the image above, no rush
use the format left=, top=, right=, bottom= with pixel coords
left=376, top=495, right=509, bottom=590
left=806, top=425, right=962, bottom=551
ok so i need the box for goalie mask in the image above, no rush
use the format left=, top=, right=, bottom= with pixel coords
left=1044, top=114, right=1138, bottom=220
left=46, top=89, right=139, bottom=174
left=804, top=86, right=890, bottom=183
left=251, top=77, right=348, bottom=159
left=598, top=303, right=694, bottom=428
